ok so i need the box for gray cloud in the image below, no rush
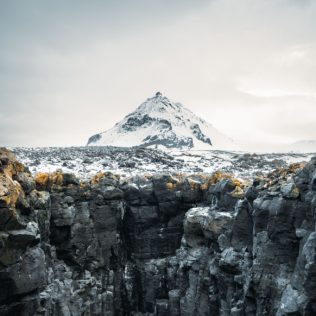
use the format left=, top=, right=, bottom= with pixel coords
left=0, top=0, right=315, bottom=147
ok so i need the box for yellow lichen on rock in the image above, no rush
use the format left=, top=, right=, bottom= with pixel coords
left=35, top=172, right=49, bottom=186
left=35, top=171, right=64, bottom=189
left=165, top=175, right=182, bottom=190
left=0, top=148, right=31, bottom=231
left=288, top=163, right=305, bottom=174
left=50, top=171, right=63, bottom=186
left=200, top=171, right=231, bottom=191
left=209, top=171, right=230, bottom=184
left=0, top=149, right=25, bottom=211
left=9, top=181, right=22, bottom=208
left=79, top=182, right=86, bottom=189
left=0, top=147, right=24, bottom=179
left=90, top=171, right=105, bottom=185
left=230, top=186, right=244, bottom=199
left=199, top=171, right=245, bottom=194
left=0, top=173, right=22, bottom=209
left=166, top=182, right=177, bottom=190
left=231, top=178, right=243, bottom=189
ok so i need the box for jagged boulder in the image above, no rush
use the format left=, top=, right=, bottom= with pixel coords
left=184, top=207, right=234, bottom=247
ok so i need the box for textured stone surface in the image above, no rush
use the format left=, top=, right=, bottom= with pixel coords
left=1, top=148, right=316, bottom=315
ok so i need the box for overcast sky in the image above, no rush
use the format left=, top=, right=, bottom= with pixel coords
left=0, top=0, right=315, bottom=147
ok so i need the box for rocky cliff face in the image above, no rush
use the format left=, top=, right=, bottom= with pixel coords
left=1, top=147, right=316, bottom=315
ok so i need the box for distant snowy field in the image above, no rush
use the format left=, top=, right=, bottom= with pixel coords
left=11, top=146, right=315, bottom=180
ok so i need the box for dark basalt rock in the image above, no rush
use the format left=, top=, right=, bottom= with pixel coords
left=1, top=148, right=316, bottom=315
left=86, top=133, right=102, bottom=145
left=122, top=114, right=155, bottom=131
left=142, top=131, right=193, bottom=149
left=190, top=123, right=212, bottom=146
left=122, top=114, right=172, bottom=134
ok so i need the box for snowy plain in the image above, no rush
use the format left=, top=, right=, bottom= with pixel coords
left=12, top=146, right=315, bottom=181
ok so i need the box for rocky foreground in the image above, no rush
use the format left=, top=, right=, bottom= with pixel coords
left=1, top=147, right=316, bottom=315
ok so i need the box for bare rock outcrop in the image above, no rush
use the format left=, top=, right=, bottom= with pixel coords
left=0, top=148, right=316, bottom=315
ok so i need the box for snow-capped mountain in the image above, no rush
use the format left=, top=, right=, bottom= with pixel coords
left=87, top=92, right=236, bottom=150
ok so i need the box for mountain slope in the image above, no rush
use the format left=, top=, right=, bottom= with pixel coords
left=87, top=92, right=236, bottom=150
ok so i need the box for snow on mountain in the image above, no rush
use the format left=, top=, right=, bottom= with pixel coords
left=87, top=92, right=236, bottom=150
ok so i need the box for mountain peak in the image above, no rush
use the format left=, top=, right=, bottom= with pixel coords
left=150, top=91, right=170, bottom=103
left=151, top=91, right=168, bottom=103
left=87, top=94, right=236, bottom=150
left=155, top=91, right=162, bottom=97
left=137, top=92, right=177, bottom=114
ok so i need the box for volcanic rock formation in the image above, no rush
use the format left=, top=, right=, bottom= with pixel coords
left=1, top=147, right=316, bottom=315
